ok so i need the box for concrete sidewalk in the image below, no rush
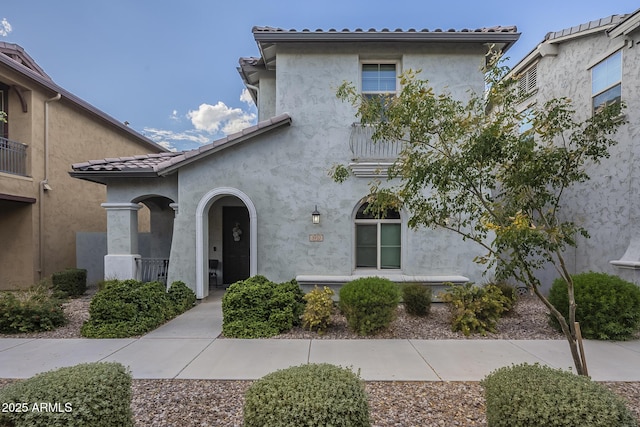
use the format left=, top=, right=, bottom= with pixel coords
left=1, top=294, right=639, bottom=382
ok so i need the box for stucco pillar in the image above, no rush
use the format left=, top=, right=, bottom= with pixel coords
left=101, top=202, right=141, bottom=280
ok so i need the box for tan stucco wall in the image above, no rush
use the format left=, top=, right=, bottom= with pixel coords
left=0, top=65, right=161, bottom=289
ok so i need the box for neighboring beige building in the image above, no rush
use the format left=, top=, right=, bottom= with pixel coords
left=0, top=42, right=165, bottom=289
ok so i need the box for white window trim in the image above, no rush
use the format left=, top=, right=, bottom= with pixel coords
left=590, top=50, right=622, bottom=113
left=352, top=200, right=405, bottom=272
left=359, top=60, right=401, bottom=96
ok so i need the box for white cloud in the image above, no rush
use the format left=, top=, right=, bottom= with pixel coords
left=240, top=88, right=254, bottom=106
left=0, top=18, right=12, bottom=37
left=143, top=127, right=211, bottom=151
left=152, top=92, right=258, bottom=151
left=187, top=101, right=256, bottom=134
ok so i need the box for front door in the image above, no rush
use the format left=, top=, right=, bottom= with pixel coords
left=223, top=206, right=250, bottom=285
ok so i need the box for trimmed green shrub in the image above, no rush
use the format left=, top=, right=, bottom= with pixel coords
left=481, top=363, right=637, bottom=427
left=549, top=272, right=640, bottom=340
left=167, top=281, right=196, bottom=314
left=401, top=283, right=432, bottom=316
left=339, top=277, right=400, bottom=336
left=302, top=286, right=334, bottom=334
left=81, top=280, right=175, bottom=338
left=222, top=276, right=305, bottom=338
left=0, top=362, right=133, bottom=427
left=51, top=268, right=87, bottom=297
left=440, top=283, right=510, bottom=336
left=0, top=285, right=66, bottom=333
left=243, top=363, right=370, bottom=427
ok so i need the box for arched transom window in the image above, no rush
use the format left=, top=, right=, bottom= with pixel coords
left=355, top=202, right=401, bottom=270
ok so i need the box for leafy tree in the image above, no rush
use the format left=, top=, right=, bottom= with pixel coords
left=334, top=52, right=625, bottom=376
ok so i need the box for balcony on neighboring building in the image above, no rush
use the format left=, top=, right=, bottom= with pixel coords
left=349, top=123, right=403, bottom=177
left=0, top=137, right=27, bottom=176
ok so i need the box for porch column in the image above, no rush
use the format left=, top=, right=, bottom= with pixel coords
left=101, top=202, right=141, bottom=280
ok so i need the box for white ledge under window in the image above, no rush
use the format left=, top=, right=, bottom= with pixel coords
left=610, top=237, right=640, bottom=270
left=296, top=274, right=469, bottom=285
left=349, top=161, right=395, bottom=178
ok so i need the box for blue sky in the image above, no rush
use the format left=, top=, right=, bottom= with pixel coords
left=1, top=0, right=638, bottom=152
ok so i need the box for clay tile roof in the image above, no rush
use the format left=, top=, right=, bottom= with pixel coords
left=252, top=25, right=518, bottom=35
left=545, top=14, right=628, bottom=41
left=71, top=152, right=182, bottom=172
left=71, top=113, right=293, bottom=178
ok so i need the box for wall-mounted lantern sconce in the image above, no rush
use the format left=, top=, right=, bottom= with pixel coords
left=312, top=205, right=320, bottom=224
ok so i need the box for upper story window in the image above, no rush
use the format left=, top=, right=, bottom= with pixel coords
left=361, top=63, right=397, bottom=100
left=355, top=202, right=401, bottom=270
left=518, top=107, right=534, bottom=140
left=592, top=50, right=621, bottom=113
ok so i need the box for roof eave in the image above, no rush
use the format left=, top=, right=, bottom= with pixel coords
left=69, top=169, right=159, bottom=185
left=253, top=31, right=520, bottom=44
left=0, top=50, right=167, bottom=153
left=608, top=9, right=640, bottom=38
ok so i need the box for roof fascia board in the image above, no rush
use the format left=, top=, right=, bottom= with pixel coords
left=68, top=170, right=159, bottom=185
left=508, top=45, right=542, bottom=76
left=253, top=31, right=520, bottom=44
left=608, top=10, right=640, bottom=38
left=0, top=52, right=166, bottom=153
left=157, top=116, right=291, bottom=176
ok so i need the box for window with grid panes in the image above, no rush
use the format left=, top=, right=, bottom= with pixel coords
left=355, top=202, right=401, bottom=269
left=592, top=51, right=621, bottom=113
left=361, top=63, right=397, bottom=101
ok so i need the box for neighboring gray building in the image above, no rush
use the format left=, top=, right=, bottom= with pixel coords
left=70, top=25, right=520, bottom=298
left=508, top=9, right=640, bottom=286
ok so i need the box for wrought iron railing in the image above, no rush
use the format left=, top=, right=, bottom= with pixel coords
left=349, top=123, right=403, bottom=161
left=137, top=258, right=169, bottom=285
left=0, top=137, right=28, bottom=176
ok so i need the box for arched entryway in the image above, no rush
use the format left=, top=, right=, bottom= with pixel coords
left=195, top=187, right=257, bottom=299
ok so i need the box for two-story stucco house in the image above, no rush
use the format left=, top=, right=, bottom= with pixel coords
left=0, top=42, right=166, bottom=289
left=507, top=9, right=640, bottom=287
left=71, top=25, right=520, bottom=299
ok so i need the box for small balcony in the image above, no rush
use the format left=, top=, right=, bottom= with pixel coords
left=349, top=123, right=403, bottom=177
left=0, top=137, right=28, bottom=176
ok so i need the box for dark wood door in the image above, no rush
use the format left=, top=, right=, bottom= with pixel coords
left=223, top=206, right=250, bottom=285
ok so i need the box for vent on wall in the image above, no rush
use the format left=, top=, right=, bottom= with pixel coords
left=518, top=63, right=537, bottom=96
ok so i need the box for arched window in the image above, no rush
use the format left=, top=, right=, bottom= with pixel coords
left=355, top=202, right=401, bottom=270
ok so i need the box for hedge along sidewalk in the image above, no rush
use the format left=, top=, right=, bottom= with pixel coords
left=1, top=307, right=638, bottom=381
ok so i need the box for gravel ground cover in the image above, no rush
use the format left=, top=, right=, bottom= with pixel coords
left=0, top=292, right=638, bottom=426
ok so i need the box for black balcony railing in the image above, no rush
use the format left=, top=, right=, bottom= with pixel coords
left=137, top=258, right=169, bottom=285
left=0, top=137, right=28, bottom=176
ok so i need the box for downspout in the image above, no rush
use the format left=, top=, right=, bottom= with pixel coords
left=38, top=92, right=61, bottom=279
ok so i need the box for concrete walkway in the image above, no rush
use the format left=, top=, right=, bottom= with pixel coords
left=1, top=292, right=639, bottom=381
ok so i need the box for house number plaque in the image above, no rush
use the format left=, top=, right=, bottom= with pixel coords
left=309, top=234, right=324, bottom=242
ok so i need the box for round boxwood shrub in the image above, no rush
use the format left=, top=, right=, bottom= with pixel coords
left=401, top=283, right=432, bottom=316
left=548, top=272, right=640, bottom=340
left=243, top=363, right=370, bottom=427
left=481, top=363, right=637, bottom=427
left=339, top=277, right=400, bottom=335
left=0, top=362, right=133, bottom=427
left=222, top=275, right=305, bottom=338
